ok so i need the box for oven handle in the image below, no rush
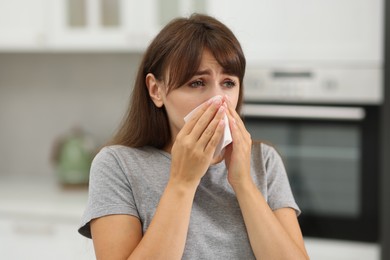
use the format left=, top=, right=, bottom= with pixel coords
left=242, top=104, right=365, bottom=121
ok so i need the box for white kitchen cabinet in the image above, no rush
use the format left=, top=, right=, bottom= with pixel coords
left=46, top=0, right=207, bottom=51
left=47, top=0, right=159, bottom=51
left=0, top=0, right=160, bottom=51
left=206, top=0, right=384, bottom=65
left=0, top=0, right=48, bottom=50
left=0, top=0, right=206, bottom=52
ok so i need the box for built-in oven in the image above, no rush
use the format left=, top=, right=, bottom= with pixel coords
left=242, top=67, right=383, bottom=242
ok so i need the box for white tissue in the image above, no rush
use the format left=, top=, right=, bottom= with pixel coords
left=184, top=95, right=232, bottom=158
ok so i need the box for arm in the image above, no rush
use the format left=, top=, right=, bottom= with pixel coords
left=91, top=180, right=197, bottom=260
left=224, top=97, right=309, bottom=260
left=90, top=98, right=227, bottom=260
left=233, top=183, right=309, bottom=259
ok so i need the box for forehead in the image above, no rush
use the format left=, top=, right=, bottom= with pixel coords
left=198, top=50, right=220, bottom=68
left=197, top=49, right=238, bottom=77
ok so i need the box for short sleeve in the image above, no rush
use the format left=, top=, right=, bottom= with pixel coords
left=78, top=147, right=139, bottom=238
left=262, top=144, right=301, bottom=216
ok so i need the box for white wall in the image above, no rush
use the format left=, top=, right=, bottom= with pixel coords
left=0, top=53, right=142, bottom=177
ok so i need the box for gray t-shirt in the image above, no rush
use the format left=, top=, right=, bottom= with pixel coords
left=78, top=142, right=300, bottom=259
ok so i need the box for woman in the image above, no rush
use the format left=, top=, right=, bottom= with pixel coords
left=79, top=14, right=309, bottom=259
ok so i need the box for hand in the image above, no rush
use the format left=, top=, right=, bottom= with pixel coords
left=223, top=96, right=253, bottom=189
left=170, top=97, right=226, bottom=187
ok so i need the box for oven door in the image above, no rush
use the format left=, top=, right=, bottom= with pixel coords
left=243, top=104, right=380, bottom=242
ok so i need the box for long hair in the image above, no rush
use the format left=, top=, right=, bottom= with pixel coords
left=110, top=14, right=246, bottom=148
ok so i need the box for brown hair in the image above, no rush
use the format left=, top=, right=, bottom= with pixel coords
left=110, top=13, right=246, bottom=149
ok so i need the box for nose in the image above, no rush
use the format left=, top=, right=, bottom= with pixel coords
left=208, top=81, right=225, bottom=99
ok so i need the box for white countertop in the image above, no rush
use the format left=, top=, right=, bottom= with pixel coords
left=0, top=175, right=95, bottom=260
left=0, top=175, right=88, bottom=222
left=304, top=237, right=380, bottom=260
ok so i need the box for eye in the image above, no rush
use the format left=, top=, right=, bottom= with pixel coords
left=223, top=79, right=237, bottom=88
left=188, top=79, right=205, bottom=88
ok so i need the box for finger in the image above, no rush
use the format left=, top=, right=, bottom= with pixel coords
left=190, top=97, right=223, bottom=140
left=224, top=103, right=239, bottom=132
left=224, top=95, right=245, bottom=129
left=204, top=117, right=226, bottom=156
left=180, top=98, right=214, bottom=136
left=197, top=105, right=226, bottom=149
left=224, top=99, right=251, bottom=143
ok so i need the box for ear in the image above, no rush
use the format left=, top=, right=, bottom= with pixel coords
left=146, top=73, right=164, bottom=108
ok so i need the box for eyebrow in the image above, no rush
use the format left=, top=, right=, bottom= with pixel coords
left=194, top=68, right=237, bottom=77
left=194, top=69, right=212, bottom=76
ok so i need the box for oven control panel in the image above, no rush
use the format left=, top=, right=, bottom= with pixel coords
left=244, top=66, right=383, bottom=104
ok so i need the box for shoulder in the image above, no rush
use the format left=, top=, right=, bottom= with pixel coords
left=91, top=145, right=170, bottom=179
left=250, top=141, right=287, bottom=181
left=87, top=145, right=166, bottom=194
left=97, top=145, right=155, bottom=157
left=251, top=141, right=283, bottom=165
left=94, top=145, right=159, bottom=164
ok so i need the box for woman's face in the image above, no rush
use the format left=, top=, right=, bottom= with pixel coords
left=161, top=49, right=240, bottom=145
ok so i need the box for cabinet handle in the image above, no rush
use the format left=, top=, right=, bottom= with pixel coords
left=242, top=104, right=365, bottom=121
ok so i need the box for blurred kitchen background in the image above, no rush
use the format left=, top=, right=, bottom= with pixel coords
left=0, top=0, right=389, bottom=259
